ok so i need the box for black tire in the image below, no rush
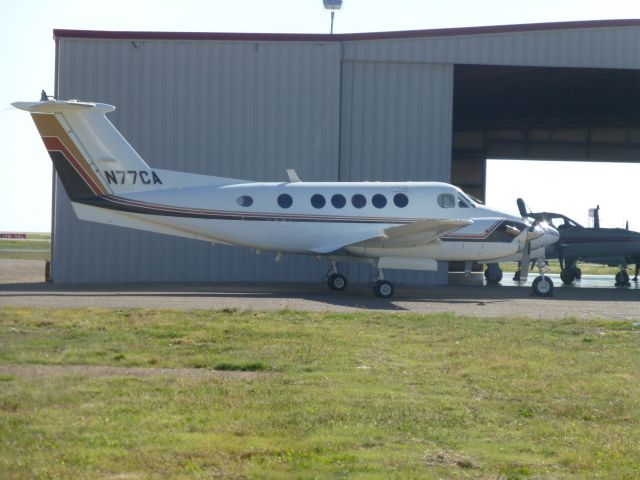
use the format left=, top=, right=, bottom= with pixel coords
left=327, top=273, right=348, bottom=291
left=513, top=270, right=520, bottom=281
left=532, top=275, right=554, bottom=297
left=373, top=280, right=394, bottom=298
left=484, top=267, right=503, bottom=284
left=615, top=270, right=630, bottom=287
left=575, top=268, right=582, bottom=280
left=560, top=268, right=576, bottom=285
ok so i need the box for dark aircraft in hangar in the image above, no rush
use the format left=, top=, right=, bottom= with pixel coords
left=516, top=204, right=640, bottom=287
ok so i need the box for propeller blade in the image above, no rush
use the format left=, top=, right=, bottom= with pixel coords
left=516, top=198, right=528, bottom=219
left=519, top=242, right=531, bottom=282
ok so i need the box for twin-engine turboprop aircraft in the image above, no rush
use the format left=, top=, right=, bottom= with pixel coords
left=13, top=96, right=559, bottom=298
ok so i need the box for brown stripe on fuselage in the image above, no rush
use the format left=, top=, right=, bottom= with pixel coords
left=43, top=137, right=105, bottom=196
left=30, top=113, right=107, bottom=195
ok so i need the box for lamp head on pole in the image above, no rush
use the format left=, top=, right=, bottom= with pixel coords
left=323, top=0, right=343, bottom=10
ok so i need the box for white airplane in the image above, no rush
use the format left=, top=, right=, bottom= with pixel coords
left=13, top=95, right=559, bottom=298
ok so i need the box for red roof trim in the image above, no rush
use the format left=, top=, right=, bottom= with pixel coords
left=54, top=19, right=640, bottom=43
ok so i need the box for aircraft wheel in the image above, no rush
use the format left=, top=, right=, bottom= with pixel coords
left=327, top=273, right=348, bottom=291
left=484, top=267, right=503, bottom=284
left=575, top=268, right=582, bottom=280
left=513, top=270, right=521, bottom=281
left=615, top=270, right=630, bottom=287
left=532, top=275, right=554, bottom=297
left=373, top=280, right=394, bottom=299
left=560, top=268, right=576, bottom=285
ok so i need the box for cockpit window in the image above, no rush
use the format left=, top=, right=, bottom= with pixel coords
left=457, top=195, right=471, bottom=208
left=548, top=215, right=577, bottom=229
left=437, top=193, right=455, bottom=208
left=458, top=191, right=476, bottom=208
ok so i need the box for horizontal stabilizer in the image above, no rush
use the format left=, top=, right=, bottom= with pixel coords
left=12, top=100, right=114, bottom=114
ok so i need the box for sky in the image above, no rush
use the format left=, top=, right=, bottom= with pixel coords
left=2, top=0, right=640, bottom=231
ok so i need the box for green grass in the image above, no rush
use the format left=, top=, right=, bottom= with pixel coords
left=0, top=307, right=639, bottom=478
left=0, top=233, right=50, bottom=261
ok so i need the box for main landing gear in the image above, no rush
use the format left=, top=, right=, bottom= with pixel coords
left=325, top=261, right=395, bottom=298
left=484, top=263, right=503, bottom=284
left=371, top=271, right=394, bottom=299
left=615, top=266, right=631, bottom=287
left=561, top=257, right=631, bottom=288
left=557, top=257, right=582, bottom=285
left=326, top=260, right=348, bottom=291
left=327, top=272, right=348, bottom=291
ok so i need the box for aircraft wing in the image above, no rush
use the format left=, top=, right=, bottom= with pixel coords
left=310, top=218, right=472, bottom=253
left=358, top=218, right=473, bottom=248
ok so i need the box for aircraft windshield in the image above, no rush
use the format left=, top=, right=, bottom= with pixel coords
left=457, top=192, right=476, bottom=208
left=545, top=215, right=582, bottom=229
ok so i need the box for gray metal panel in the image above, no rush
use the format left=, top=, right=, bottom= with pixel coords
left=339, top=61, right=454, bottom=285
left=343, top=26, right=640, bottom=69
left=53, top=38, right=341, bottom=283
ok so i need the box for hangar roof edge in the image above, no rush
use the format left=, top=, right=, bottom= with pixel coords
left=53, top=19, right=640, bottom=42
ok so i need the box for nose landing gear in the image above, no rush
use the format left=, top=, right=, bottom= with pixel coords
left=531, top=259, right=554, bottom=297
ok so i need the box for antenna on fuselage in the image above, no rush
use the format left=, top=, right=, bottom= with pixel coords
left=40, top=90, right=56, bottom=101
left=286, top=169, right=302, bottom=182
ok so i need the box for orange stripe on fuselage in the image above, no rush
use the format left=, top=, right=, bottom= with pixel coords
left=31, top=113, right=107, bottom=195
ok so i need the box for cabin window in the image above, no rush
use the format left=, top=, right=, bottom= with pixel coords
left=393, top=193, right=409, bottom=208
left=372, top=194, right=387, bottom=209
left=236, top=195, right=253, bottom=207
left=331, top=194, right=346, bottom=209
left=311, top=194, right=326, bottom=209
left=277, top=193, right=293, bottom=209
left=437, top=193, right=455, bottom=208
left=351, top=194, right=366, bottom=209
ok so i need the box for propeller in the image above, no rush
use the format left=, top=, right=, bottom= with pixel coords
left=516, top=198, right=529, bottom=220
left=516, top=198, right=535, bottom=281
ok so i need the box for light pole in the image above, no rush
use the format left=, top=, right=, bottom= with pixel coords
left=323, top=0, right=343, bottom=34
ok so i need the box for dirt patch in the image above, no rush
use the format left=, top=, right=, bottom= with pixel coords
left=424, top=450, right=477, bottom=470
left=0, top=364, right=262, bottom=380
left=0, top=259, right=45, bottom=284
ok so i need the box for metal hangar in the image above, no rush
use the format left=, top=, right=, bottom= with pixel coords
left=50, top=20, right=640, bottom=284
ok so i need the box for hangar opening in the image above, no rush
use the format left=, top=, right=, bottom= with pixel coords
left=451, top=65, right=640, bottom=202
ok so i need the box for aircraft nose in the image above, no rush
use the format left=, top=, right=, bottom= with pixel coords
left=539, top=222, right=559, bottom=246
left=526, top=223, right=545, bottom=242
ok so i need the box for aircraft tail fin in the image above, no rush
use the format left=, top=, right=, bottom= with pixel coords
left=12, top=99, right=156, bottom=200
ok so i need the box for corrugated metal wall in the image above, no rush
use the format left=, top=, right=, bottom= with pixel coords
left=53, top=39, right=343, bottom=283
left=343, top=27, right=640, bottom=69
left=52, top=24, right=640, bottom=284
left=338, top=60, right=453, bottom=284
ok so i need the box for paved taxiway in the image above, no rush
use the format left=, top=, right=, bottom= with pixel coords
left=1, top=260, right=639, bottom=320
